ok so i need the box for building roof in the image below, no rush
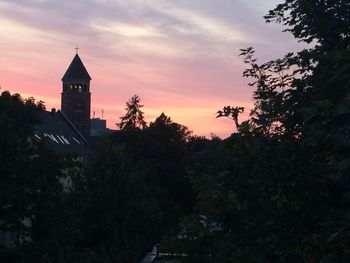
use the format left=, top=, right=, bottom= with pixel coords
left=33, top=110, right=89, bottom=156
left=62, top=54, right=91, bottom=81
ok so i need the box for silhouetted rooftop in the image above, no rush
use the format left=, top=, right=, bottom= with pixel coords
left=33, top=110, right=89, bottom=156
left=62, top=54, right=91, bottom=81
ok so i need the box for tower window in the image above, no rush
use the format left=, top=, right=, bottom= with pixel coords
left=69, top=84, right=83, bottom=92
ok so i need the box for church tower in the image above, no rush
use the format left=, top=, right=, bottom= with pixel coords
left=61, top=53, right=91, bottom=138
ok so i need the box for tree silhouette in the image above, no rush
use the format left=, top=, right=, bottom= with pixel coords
left=176, top=1, right=350, bottom=262
left=216, top=106, right=244, bottom=130
left=0, top=91, right=75, bottom=262
left=117, top=95, right=147, bottom=130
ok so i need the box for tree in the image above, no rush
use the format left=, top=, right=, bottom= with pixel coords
left=216, top=106, right=244, bottom=130
left=178, top=1, right=350, bottom=262
left=81, top=112, right=196, bottom=262
left=265, top=0, right=350, bottom=51
left=0, top=91, right=77, bottom=262
left=117, top=95, right=147, bottom=130
left=78, top=141, right=164, bottom=262
left=147, top=113, right=194, bottom=218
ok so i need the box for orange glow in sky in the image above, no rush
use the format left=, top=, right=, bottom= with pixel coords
left=0, top=0, right=303, bottom=138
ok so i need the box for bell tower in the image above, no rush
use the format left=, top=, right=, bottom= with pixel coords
left=61, top=52, right=91, bottom=138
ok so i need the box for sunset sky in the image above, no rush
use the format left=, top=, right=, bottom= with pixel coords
left=0, top=0, right=304, bottom=138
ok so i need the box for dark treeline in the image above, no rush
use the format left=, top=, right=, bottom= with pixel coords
left=0, top=92, right=196, bottom=263
left=1, top=0, right=350, bottom=262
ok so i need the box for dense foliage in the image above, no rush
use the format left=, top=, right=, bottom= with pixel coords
left=0, top=92, right=78, bottom=262
left=176, top=0, right=350, bottom=262
left=0, top=92, right=194, bottom=262
left=77, top=112, right=194, bottom=262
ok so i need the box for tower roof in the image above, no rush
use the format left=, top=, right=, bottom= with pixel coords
left=62, top=54, right=91, bottom=81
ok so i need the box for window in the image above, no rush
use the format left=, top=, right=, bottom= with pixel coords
left=69, top=84, right=82, bottom=93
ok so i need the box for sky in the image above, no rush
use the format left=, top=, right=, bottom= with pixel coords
left=0, top=0, right=304, bottom=138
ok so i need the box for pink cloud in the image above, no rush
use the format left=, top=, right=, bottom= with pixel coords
left=0, top=0, right=304, bottom=138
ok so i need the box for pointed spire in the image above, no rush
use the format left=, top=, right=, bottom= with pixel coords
left=62, top=54, right=91, bottom=81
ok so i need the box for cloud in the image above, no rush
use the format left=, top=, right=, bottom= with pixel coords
left=92, top=21, right=161, bottom=38
left=0, top=0, right=303, bottom=137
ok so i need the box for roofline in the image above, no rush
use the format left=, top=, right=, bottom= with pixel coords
left=62, top=54, right=92, bottom=81
left=58, top=110, right=88, bottom=145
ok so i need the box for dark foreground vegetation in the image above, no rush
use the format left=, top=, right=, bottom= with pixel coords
left=1, top=0, right=350, bottom=262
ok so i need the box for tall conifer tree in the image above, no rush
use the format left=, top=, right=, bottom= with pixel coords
left=117, top=95, right=147, bottom=130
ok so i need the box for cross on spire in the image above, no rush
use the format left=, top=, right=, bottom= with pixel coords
left=75, top=46, right=79, bottom=54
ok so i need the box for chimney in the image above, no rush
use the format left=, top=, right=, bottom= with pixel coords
left=51, top=108, right=56, bottom=116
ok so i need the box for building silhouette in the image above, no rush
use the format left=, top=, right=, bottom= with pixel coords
left=61, top=54, right=91, bottom=138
